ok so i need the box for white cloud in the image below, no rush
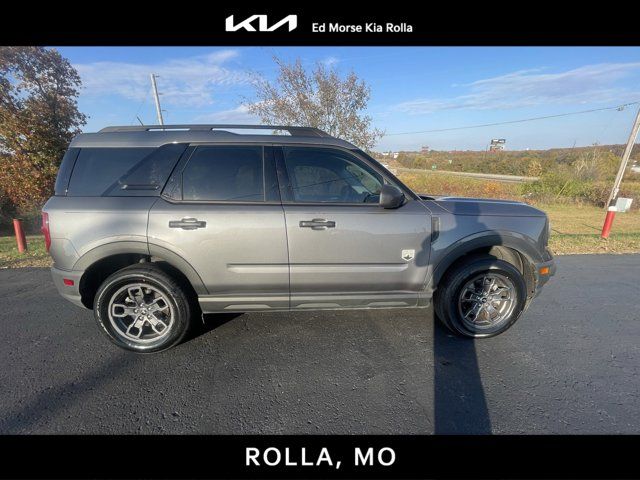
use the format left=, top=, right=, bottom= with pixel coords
left=395, top=62, right=640, bottom=114
left=192, top=105, right=260, bottom=123
left=321, top=56, right=340, bottom=67
left=75, top=50, right=251, bottom=108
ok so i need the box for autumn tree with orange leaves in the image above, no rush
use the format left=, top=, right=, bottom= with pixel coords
left=0, top=47, right=85, bottom=221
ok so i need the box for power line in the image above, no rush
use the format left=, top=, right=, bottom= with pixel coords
left=130, top=89, right=150, bottom=126
left=384, top=102, right=640, bottom=136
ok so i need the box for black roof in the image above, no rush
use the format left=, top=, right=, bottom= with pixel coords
left=70, top=124, right=357, bottom=149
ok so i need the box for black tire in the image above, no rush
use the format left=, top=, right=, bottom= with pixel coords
left=435, top=257, right=527, bottom=338
left=93, top=264, right=193, bottom=353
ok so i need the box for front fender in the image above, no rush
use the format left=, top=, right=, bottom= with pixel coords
left=430, top=230, right=544, bottom=287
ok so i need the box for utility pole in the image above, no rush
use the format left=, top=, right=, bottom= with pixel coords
left=150, top=73, right=164, bottom=126
left=601, top=104, right=640, bottom=238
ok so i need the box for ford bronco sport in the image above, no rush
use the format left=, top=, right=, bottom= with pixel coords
left=43, top=124, right=556, bottom=353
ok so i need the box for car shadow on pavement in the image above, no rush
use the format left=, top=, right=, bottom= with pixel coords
left=431, top=192, right=492, bottom=434
left=188, top=312, right=244, bottom=341
left=433, top=316, right=492, bottom=434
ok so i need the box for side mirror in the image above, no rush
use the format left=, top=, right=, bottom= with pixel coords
left=379, top=184, right=405, bottom=209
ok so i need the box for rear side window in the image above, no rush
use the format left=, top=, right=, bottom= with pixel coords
left=54, top=148, right=80, bottom=195
left=182, top=146, right=264, bottom=202
left=66, top=144, right=187, bottom=196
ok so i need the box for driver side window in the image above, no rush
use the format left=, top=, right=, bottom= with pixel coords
left=283, top=147, right=383, bottom=203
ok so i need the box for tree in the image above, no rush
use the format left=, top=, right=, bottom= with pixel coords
left=0, top=47, right=86, bottom=215
left=245, top=57, right=383, bottom=151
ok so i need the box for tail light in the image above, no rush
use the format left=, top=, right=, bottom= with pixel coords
left=41, top=212, right=51, bottom=252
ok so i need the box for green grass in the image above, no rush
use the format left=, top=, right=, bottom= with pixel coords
left=540, top=203, right=640, bottom=254
left=0, top=234, right=51, bottom=269
left=548, top=232, right=640, bottom=255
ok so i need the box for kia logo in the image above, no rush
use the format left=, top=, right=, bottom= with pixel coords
left=225, top=15, right=298, bottom=32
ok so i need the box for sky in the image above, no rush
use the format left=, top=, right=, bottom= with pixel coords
left=55, top=46, right=640, bottom=151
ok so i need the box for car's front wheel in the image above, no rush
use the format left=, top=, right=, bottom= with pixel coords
left=93, top=264, right=192, bottom=353
left=435, top=257, right=527, bottom=338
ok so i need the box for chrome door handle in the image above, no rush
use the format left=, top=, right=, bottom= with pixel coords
left=169, top=217, right=207, bottom=230
left=299, top=219, right=336, bottom=230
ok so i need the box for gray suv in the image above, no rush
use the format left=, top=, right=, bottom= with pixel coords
left=43, top=125, right=556, bottom=353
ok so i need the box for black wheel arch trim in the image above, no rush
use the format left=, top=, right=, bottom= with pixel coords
left=73, top=240, right=150, bottom=271
left=147, top=243, right=208, bottom=295
left=73, top=240, right=208, bottom=297
left=431, top=230, right=543, bottom=287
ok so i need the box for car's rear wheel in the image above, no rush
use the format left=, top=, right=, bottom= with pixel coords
left=435, top=257, right=527, bottom=338
left=93, top=264, right=192, bottom=353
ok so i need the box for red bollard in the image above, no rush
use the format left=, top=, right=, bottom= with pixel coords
left=13, top=218, right=28, bottom=253
left=601, top=207, right=616, bottom=239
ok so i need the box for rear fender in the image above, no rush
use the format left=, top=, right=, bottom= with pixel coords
left=74, top=241, right=207, bottom=296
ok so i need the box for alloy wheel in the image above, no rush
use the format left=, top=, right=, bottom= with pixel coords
left=457, top=273, right=516, bottom=331
left=107, top=283, right=174, bottom=344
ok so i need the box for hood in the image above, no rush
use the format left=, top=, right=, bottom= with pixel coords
left=423, top=195, right=546, bottom=217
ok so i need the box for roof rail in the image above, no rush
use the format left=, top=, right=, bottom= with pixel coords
left=98, top=124, right=332, bottom=138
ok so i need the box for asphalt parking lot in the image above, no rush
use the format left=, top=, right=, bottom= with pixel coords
left=1, top=254, right=639, bottom=434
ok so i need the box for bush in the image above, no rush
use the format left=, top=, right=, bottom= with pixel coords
left=520, top=175, right=639, bottom=208
left=0, top=186, right=16, bottom=233
left=399, top=172, right=523, bottom=201
left=0, top=192, right=42, bottom=234
left=521, top=173, right=594, bottom=204
left=390, top=145, right=640, bottom=209
left=391, top=145, right=623, bottom=182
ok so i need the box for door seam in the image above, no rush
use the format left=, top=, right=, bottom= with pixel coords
left=281, top=203, right=291, bottom=309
